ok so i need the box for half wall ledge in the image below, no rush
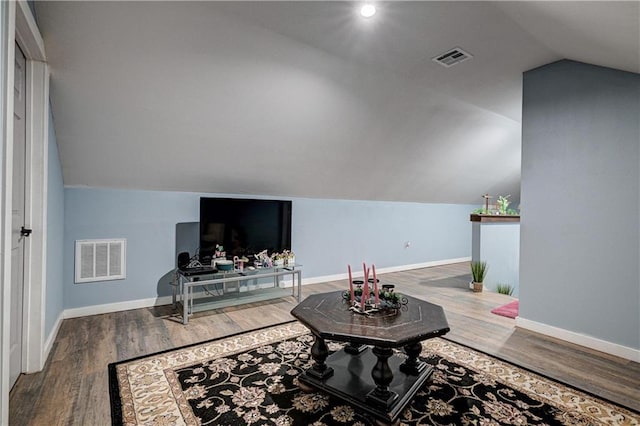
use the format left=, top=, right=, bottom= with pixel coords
left=470, top=214, right=520, bottom=223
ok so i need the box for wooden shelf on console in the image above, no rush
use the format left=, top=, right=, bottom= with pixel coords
left=470, top=214, right=520, bottom=223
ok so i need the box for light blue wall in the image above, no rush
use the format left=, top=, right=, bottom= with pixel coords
left=293, top=198, right=473, bottom=274
left=63, top=187, right=474, bottom=309
left=472, top=222, right=520, bottom=296
left=520, top=60, right=640, bottom=349
left=45, top=108, right=64, bottom=337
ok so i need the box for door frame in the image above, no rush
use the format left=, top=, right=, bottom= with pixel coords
left=0, top=1, right=48, bottom=423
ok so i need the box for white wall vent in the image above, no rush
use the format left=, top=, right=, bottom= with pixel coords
left=432, top=47, right=473, bottom=67
left=75, top=238, right=126, bottom=283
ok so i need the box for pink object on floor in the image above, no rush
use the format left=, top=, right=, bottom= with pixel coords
left=491, top=300, right=519, bottom=319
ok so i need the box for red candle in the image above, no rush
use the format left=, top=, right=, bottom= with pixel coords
left=372, top=264, right=379, bottom=305
left=362, top=263, right=369, bottom=307
left=360, top=263, right=365, bottom=309
left=348, top=265, right=354, bottom=303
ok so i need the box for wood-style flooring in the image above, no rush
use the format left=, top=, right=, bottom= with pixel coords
left=9, top=262, right=640, bottom=425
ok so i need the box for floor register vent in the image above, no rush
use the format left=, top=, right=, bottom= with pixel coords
left=432, top=47, right=473, bottom=67
left=75, top=238, right=126, bottom=283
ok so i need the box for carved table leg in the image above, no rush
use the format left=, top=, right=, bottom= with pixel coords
left=366, top=346, right=398, bottom=408
left=399, top=341, right=426, bottom=376
left=306, top=334, right=334, bottom=380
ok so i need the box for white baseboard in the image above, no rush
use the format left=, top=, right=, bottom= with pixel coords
left=301, top=257, right=471, bottom=285
left=43, top=310, right=64, bottom=364
left=516, top=317, right=640, bottom=363
left=62, top=257, right=471, bottom=319
left=63, top=295, right=174, bottom=319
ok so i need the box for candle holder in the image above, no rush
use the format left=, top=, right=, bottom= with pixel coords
left=342, top=283, right=408, bottom=315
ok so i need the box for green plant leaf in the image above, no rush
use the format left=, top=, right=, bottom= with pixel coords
left=470, top=261, right=488, bottom=282
left=496, top=283, right=514, bottom=296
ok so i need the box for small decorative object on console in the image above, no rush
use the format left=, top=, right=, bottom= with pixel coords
left=233, top=256, right=249, bottom=272
left=254, top=250, right=272, bottom=268
left=343, top=263, right=407, bottom=315
left=214, top=244, right=226, bottom=259
left=254, top=249, right=295, bottom=268
left=283, top=250, right=295, bottom=266
left=272, top=253, right=285, bottom=267
left=214, top=259, right=234, bottom=271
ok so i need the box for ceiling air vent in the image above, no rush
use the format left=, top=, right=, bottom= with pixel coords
left=432, top=47, right=473, bottom=68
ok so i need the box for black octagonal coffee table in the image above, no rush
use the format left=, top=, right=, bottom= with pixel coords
left=291, top=290, right=450, bottom=425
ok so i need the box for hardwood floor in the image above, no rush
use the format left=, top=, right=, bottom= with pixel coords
left=9, top=262, right=640, bottom=425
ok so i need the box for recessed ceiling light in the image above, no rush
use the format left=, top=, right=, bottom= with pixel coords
left=360, top=4, right=376, bottom=18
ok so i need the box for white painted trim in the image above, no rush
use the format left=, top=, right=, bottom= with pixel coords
left=64, top=295, right=175, bottom=319
left=20, top=60, right=49, bottom=374
left=299, top=273, right=348, bottom=286
left=302, top=257, right=471, bottom=285
left=0, top=3, right=50, bottom=404
left=14, top=2, right=45, bottom=62
left=14, top=2, right=49, bottom=376
left=42, top=310, right=63, bottom=364
left=62, top=258, right=471, bottom=318
left=516, top=317, right=640, bottom=363
left=0, top=2, right=16, bottom=425
left=0, top=2, right=16, bottom=423
left=20, top=55, right=34, bottom=375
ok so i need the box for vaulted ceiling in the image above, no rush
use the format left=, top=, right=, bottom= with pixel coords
left=34, top=1, right=639, bottom=204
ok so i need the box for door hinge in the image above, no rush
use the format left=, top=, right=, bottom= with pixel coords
left=20, top=226, right=32, bottom=237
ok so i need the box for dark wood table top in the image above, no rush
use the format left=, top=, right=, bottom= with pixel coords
left=291, top=290, right=449, bottom=348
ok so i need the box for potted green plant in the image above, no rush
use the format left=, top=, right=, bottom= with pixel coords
left=495, top=283, right=514, bottom=296
left=470, top=261, right=488, bottom=293
left=470, top=194, right=520, bottom=218
left=496, top=195, right=510, bottom=215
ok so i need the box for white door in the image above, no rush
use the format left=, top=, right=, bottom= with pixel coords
left=10, top=43, right=27, bottom=389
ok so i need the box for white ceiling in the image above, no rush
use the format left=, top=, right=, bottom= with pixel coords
left=34, top=1, right=639, bottom=204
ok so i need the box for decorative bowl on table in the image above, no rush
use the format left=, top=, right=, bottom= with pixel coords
left=214, top=259, right=234, bottom=271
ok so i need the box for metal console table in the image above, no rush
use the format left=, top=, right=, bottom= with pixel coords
left=174, top=265, right=302, bottom=324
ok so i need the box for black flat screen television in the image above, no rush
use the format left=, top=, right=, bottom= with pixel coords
left=199, top=197, right=292, bottom=261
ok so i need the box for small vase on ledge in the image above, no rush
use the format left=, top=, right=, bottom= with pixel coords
left=472, top=281, right=483, bottom=293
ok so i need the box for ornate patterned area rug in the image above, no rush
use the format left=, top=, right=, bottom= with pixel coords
left=109, top=322, right=639, bottom=425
